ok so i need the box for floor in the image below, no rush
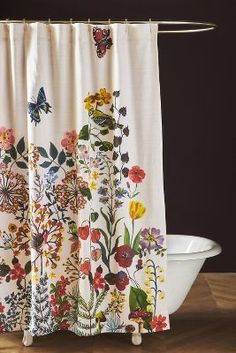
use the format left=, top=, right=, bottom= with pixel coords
left=0, top=273, right=235, bottom=353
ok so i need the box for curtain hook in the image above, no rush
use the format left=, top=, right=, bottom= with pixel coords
left=125, top=18, right=128, bottom=32
left=88, top=18, right=91, bottom=24
left=149, top=18, right=152, bottom=33
left=48, top=18, right=51, bottom=25
left=108, top=18, right=111, bottom=25
left=70, top=18, right=73, bottom=24
left=23, top=18, right=26, bottom=24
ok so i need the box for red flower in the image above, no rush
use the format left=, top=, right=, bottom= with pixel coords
left=91, top=229, right=101, bottom=243
left=116, top=271, right=129, bottom=291
left=114, top=245, right=134, bottom=268
left=10, top=263, right=26, bottom=281
left=59, top=319, right=70, bottom=330
left=50, top=295, right=57, bottom=306
left=78, top=225, right=90, bottom=240
left=0, top=304, right=5, bottom=313
left=93, top=271, right=105, bottom=290
left=128, top=165, right=145, bottom=184
left=52, top=305, right=60, bottom=318
left=150, top=315, right=167, bottom=332
left=60, top=301, right=71, bottom=313
left=59, top=276, right=70, bottom=286
left=80, top=259, right=91, bottom=275
left=0, top=324, right=4, bottom=333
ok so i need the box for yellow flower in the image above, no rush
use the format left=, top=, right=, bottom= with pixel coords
left=159, top=275, right=165, bottom=283
left=129, top=201, right=146, bottom=220
left=146, top=305, right=153, bottom=313
left=157, top=266, right=164, bottom=273
left=49, top=272, right=56, bottom=279
left=84, top=94, right=96, bottom=110
left=147, top=296, right=153, bottom=304
left=99, top=88, right=112, bottom=104
left=158, top=291, right=165, bottom=300
left=145, top=267, right=152, bottom=275
left=8, top=223, right=17, bottom=233
left=32, top=273, right=38, bottom=283
left=89, top=180, right=97, bottom=190
left=145, top=288, right=152, bottom=295
left=144, top=279, right=150, bottom=287
left=90, top=170, right=100, bottom=180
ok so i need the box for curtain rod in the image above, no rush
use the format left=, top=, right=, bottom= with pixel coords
left=1, top=19, right=217, bottom=34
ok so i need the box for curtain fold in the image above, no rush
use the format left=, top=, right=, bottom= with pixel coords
left=0, top=22, right=170, bottom=336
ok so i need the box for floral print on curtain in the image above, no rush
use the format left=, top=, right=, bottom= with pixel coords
left=0, top=88, right=167, bottom=335
left=0, top=22, right=170, bottom=337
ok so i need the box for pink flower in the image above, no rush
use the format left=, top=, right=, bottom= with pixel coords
left=10, top=263, right=26, bottom=281
left=150, top=315, right=167, bottom=332
left=91, top=229, right=101, bottom=243
left=61, top=130, right=78, bottom=153
left=80, top=259, right=91, bottom=276
left=93, top=271, right=105, bottom=290
left=0, top=127, right=15, bottom=151
left=78, top=225, right=90, bottom=240
left=0, top=304, right=5, bottom=313
left=128, top=165, right=145, bottom=184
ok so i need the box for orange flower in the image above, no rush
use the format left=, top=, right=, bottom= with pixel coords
left=61, top=130, right=78, bottom=153
left=80, top=260, right=91, bottom=276
left=0, top=127, right=15, bottom=151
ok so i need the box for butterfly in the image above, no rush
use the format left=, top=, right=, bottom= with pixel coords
left=28, top=87, right=52, bottom=126
left=93, top=27, right=113, bottom=58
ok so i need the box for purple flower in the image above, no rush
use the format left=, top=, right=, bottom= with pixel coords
left=140, top=228, right=164, bottom=253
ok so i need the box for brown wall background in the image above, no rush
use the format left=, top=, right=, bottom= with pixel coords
left=1, top=0, right=235, bottom=272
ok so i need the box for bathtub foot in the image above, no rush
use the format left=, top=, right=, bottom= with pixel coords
left=22, top=330, right=33, bottom=346
left=131, top=333, right=142, bottom=345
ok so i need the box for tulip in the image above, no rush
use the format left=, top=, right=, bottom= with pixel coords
left=129, top=201, right=146, bottom=220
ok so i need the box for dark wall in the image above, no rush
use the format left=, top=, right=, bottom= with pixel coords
left=1, top=1, right=235, bottom=271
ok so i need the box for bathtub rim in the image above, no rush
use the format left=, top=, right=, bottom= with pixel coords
left=166, top=234, right=222, bottom=261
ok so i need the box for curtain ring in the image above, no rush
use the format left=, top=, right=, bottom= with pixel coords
left=48, top=18, right=51, bottom=24
left=70, top=18, right=73, bottom=24
left=108, top=18, right=111, bottom=25
left=23, top=18, right=26, bottom=24
left=125, top=18, right=128, bottom=33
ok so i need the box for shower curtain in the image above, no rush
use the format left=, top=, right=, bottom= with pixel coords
left=0, top=22, right=169, bottom=336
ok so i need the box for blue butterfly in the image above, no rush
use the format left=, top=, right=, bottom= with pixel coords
left=28, top=87, right=52, bottom=126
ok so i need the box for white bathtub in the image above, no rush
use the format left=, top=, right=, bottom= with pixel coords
left=166, top=234, right=222, bottom=314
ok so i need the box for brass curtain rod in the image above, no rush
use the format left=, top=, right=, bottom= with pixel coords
left=1, top=19, right=217, bottom=34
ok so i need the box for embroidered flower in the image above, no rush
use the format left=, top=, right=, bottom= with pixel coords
left=0, top=127, right=15, bottom=151
left=128, top=165, right=146, bottom=184
left=61, top=130, right=78, bottom=153
left=91, top=229, right=101, bottom=243
left=150, top=315, right=167, bottom=332
left=114, top=245, right=134, bottom=268
left=129, top=201, right=146, bottom=220
left=140, top=228, right=164, bottom=253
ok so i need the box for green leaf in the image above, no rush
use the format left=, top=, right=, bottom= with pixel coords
left=37, top=146, right=49, bottom=158
left=79, top=187, right=92, bottom=200
left=100, top=128, right=109, bottom=135
left=9, top=146, right=17, bottom=159
left=91, top=212, right=99, bottom=223
left=49, top=142, right=58, bottom=159
left=79, top=125, right=89, bottom=140
left=98, top=141, right=113, bottom=152
left=132, top=230, right=141, bottom=254
left=129, top=286, right=148, bottom=312
left=66, top=159, right=74, bottom=167
left=16, top=137, right=25, bottom=154
left=2, top=155, right=11, bottom=165
left=58, top=150, right=66, bottom=165
left=97, top=228, right=109, bottom=249
left=24, top=260, right=31, bottom=275
left=112, top=217, right=124, bottom=237
left=40, top=160, right=52, bottom=168
left=111, top=236, right=121, bottom=255
left=97, top=240, right=109, bottom=268
left=100, top=208, right=111, bottom=234
left=124, top=224, right=130, bottom=246
left=16, top=161, right=27, bottom=169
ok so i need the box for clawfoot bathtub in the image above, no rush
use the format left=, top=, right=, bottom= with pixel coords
left=23, top=234, right=222, bottom=347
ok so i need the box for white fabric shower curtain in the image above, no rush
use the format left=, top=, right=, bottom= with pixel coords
left=0, top=22, right=169, bottom=336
